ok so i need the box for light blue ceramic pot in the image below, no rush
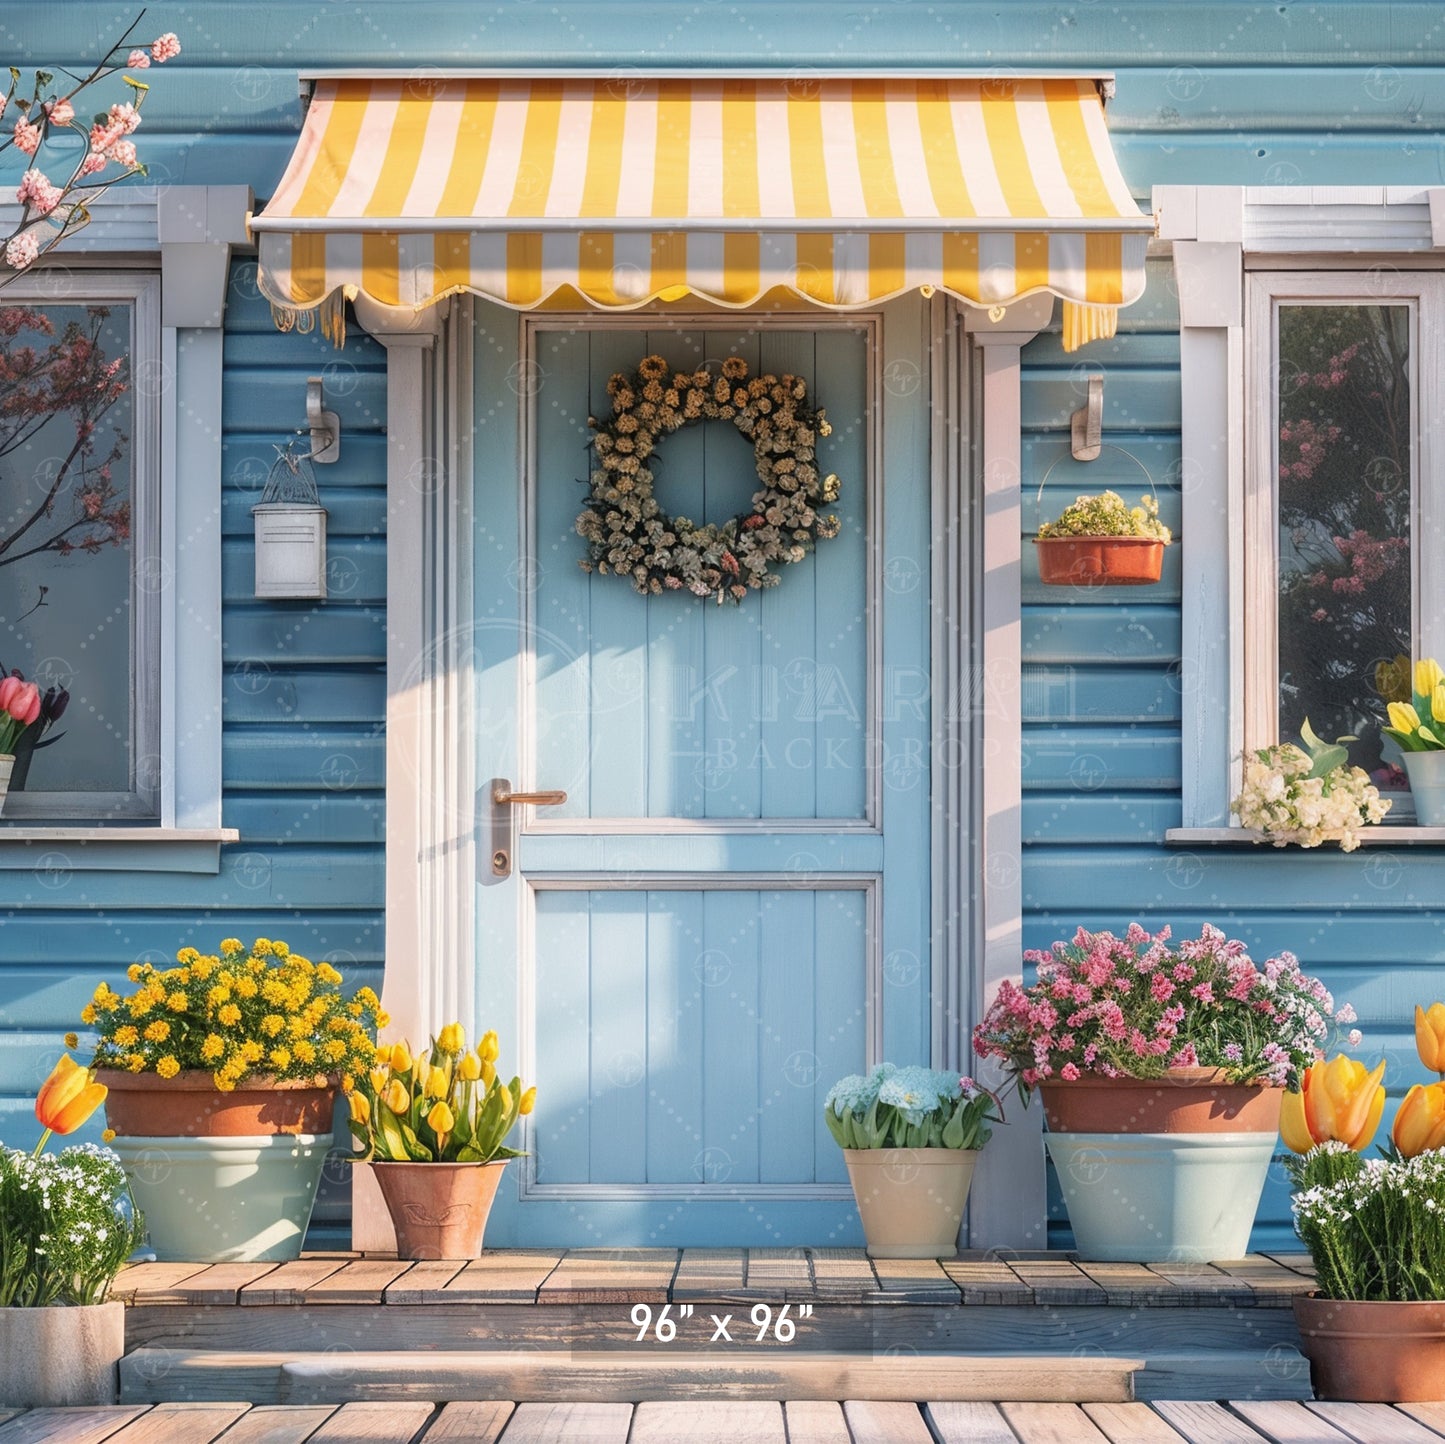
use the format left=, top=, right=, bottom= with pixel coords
left=1404, top=750, right=1445, bottom=827
left=1044, top=1130, right=1277, bottom=1263
left=114, top=1134, right=329, bottom=1262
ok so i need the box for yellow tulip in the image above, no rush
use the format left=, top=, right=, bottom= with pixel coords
left=424, top=1060, right=451, bottom=1100
left=1286, top=1054, right=1387, bottom=1153
left=382, top=1079, right=410, bottom=1114
left=34, top=1055, right=108, bottom=1137
left=1416, top=1004, right=1445, bottom=1075
left=481, top=1060, right=496, bottom=1088
left=479, top=1030, right=500, bottom=1064
left=1377, top=653, right=1412, bottom=703
left=1389, top=701, right=1423, bottom=735
left=519, top=1086, right=537, bottom=1116
left=1392, top=1083, right=1445, bottom=1159
left=1279, top=1088, right=1316, bottom=1155
left=458, top=1052, right=482, bottom=1082
left=1434, top=684, right=1445, bottom=727
left=389, top=1041, right=412, bottom=1073
left=369, top=1066, right=391, bottom=1094
left=437, top=1022, right=466, bottom=1054
left=349, top=1091, right=371, bottom=1125
left=1416, top=658, right=1445, bottom=698
left=426, top=1100, right=455, bottom=1136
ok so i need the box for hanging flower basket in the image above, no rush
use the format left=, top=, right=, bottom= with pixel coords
left=1035, top=534, right=1165, bottom=587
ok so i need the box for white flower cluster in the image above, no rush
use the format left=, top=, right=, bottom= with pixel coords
left=1231, top=743, right=1390, bottom=852
left=0, top=1143, right=143, bottom=1306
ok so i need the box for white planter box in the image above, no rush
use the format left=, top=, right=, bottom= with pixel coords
left=253, top=503, right=328, bottom=599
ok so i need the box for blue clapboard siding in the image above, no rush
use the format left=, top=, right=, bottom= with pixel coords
left=5, top=2, right=1443, bottom=1256
left=0, top=257, right=387, bottom=1154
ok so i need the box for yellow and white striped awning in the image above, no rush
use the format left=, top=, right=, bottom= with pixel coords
left=252, top=74, right=1152, bottom=348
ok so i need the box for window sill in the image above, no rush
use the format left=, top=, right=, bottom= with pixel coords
left=0, top=827, right=239, bottom=873
left=1166, top=827, right=1445, bottom=847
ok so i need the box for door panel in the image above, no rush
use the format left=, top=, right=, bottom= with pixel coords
left=474, top=301, right=934, bottom=1245
left=531, top=886, right=867, bottom=1191
left=529, top=326, right=871, bottom=824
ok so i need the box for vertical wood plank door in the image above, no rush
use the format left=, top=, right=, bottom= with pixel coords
left=473, top=300, right=937, bottom=1244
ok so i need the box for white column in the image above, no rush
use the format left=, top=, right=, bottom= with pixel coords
left=350, top=296, right=476, bottom=1251
left=963, top=296, right=1050, bottom=1250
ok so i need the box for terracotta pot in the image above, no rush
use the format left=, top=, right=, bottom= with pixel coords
left=842, top=1148, right=978, bottom=1259
left=1295, top=1294, right=1445, bottom=1401
left=97, top=1070, right=337, bottom=1137
left=0, top=1301, right=123, bottom=1407
left=1039, top=1068, right=1283, bottom=1135
left=372, top=1160, right=509, bottom=1259
left=1035, top=535, right=1165, bottom=587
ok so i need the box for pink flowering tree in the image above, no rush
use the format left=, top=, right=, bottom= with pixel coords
left=0, top=305, right=131, bottom=568
left=1276, top=305, right=1411, bottom=775
left=1, top=16, right=180, bottom=277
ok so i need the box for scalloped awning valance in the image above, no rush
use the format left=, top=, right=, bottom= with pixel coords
left=251, top=74, right=1153, bottom=348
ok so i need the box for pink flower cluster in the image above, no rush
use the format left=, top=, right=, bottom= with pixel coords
left=973, top=923, right=1348, bottom=1091
left=16, top=169, right=61, bottom=215
left=0, top=675, right=41, bottom=753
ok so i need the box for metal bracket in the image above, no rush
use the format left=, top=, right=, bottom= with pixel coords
left=306, top=376, right=341, bottom=464
left=1070, top=375, right=1104, bottom=462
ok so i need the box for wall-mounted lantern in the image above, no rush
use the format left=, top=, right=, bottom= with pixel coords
left=253, top=436, right=329, bottom=599
left=252, top=377, right=340, bottom=600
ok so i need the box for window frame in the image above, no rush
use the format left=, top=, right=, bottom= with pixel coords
left=1158, top=183, right=1445, bottom=843
left=1244, top=270, right=1445, bottom=819
left=0, top=271, right=163, bottom=822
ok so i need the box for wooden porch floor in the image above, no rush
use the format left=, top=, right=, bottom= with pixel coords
left=5, top=1399, right=1445, bottom=1444
left=112, top=1248, right=1319, bottom=1309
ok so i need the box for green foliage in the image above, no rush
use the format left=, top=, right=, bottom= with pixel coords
left=0, top=1144, right=144, bottom=1307
left=822, top=1064, right=997, bottom=1151
left=1293, top=1147, right=1445, bottom=1302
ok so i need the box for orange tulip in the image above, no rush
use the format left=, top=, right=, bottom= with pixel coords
left=1392, top=1083, right=1445, bottom=1159
left=34, top=1055, right=107, bottom=1137
left=1416, top=1004, right=1445, bottom=1075
left=1280, top=1055, right=1386, bottom=1154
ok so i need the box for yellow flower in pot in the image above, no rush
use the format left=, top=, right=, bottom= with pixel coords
left=1287, top=1005, right=1445, bottom=1402
left=1035, top=489, right=1171, bottom=587
left=350, top=1023, right=535, bottom=1259
left=82, top=938, right=385, bottom=1263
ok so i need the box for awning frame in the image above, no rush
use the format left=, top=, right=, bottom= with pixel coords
left=251, top=214, right=1154, bottom=235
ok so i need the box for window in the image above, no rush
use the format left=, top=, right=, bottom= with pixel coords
left=1160, top=184, right=1445, bottom=838
left=0, top=274, right=160, bottom=820
left=1246, top=273, right=1444, bottom=823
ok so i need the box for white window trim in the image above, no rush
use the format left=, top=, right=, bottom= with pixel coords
left=1157, top=184, right=1445, bottom=843
left=0, top=188, right=248, bottom=869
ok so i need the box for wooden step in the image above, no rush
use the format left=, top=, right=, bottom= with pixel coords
left=1133, top=1347, right=1313, bottom=1403
left=118, top=1347, right=1142, bottom=1406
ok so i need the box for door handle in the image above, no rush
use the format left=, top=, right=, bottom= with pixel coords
left=488, top=778, right=567, bottom=879
left=493, top=785, right=568, bottom=807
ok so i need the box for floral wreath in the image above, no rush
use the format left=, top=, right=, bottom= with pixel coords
left=575, top=354, right=842, bottom=604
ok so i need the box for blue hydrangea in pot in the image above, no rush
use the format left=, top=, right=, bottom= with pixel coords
left=824, top=1065, right=999, bottom=1259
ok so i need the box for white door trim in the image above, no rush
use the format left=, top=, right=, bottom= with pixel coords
left=364, top=290, right=1041, bottom=1249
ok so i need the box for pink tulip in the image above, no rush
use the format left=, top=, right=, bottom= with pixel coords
left=8, top=682, right=40, bottom=726
left=0, top=677, right=21, bottom=714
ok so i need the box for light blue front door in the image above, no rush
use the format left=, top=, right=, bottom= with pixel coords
left=473, top=299, right=936, bottom=1245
